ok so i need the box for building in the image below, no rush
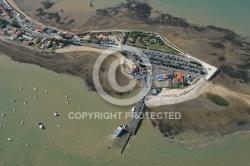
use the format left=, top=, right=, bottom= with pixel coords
left=129, top=63, right=138, bottom=73
left=36, top=26, right=44, bottom=33
left=23, top=40, right=31, bottom=46
left=45, top=28, right=57, bottom=34
left=152, top=89, right=158, bottom=95
left=156, top=74, right=165, bottom=82
left=63, top=33, right=73, bottom=39
left=172, top=72, right=186, bottom=87
left=11, top=29, right=22, bottom=39
left=156, top=72, right=174, bottom=82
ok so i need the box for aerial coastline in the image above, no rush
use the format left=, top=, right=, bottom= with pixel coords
left=1, top=0, right=250, bottom=140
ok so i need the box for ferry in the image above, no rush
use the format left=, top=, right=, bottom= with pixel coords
left=113, top=124, right=127, bottom=137
left=131, top=107, right=135, bottom=112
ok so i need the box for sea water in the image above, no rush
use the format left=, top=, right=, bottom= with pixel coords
left=1, top=55, right=250, bottom=165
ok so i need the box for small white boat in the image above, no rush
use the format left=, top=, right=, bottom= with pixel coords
left=53, top=112, right=59, bottom=116
left=0, top=125, right=2, bottom=129
left=57, top=124, right=60, bottom=127
left=79, top=106, right=82, bottom=110
left=8, top=138, right=12, bottom=141
left=66, top=100, right=70, bottom=105
left=21, top=121, right=24, bottom=124
left=23, top=111, right=26, bottom=114
left=66, top=95, right=68, bottom=98
left=2, top=114, right=5, bottom=117
left=45, top=90, right=48, bottom=93
left=34, top=88, right=37, bottom=91
left=26, top=143, right=29, bottom=146
left=38, top=122, right=45, bottom=129
left=34, top=96, right=38, bottom=99
left=14, top=108, right=16, bottom=111
left=20, top=87, right=23, bottom=90
left=23, top=101, right=27, bottom=105
left=12, top=99, right=16, bottom=102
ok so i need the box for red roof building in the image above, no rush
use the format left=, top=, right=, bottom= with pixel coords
left=173, top=72, right=186, bottom=83
left=36, top=26, right=44, bottom=32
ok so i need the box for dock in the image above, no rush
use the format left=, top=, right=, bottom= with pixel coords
left=111, top=100, right=146, bottom=154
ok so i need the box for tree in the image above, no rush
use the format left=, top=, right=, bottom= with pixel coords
left=0, top=19, right=7, bottom=28
left=10, top=21, right=20, bottom=28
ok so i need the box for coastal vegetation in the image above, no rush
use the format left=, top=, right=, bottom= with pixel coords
left=124, top=31, right=180, bottom=54
left=206, top=93, right=229, bottom=106
left=41, top=1, right=55, bottom=9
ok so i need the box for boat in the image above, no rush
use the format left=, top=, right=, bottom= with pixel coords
left=34, top=88, right=37, bottom=91
left=38, top=122, right=45, bottom=129
left=65, top=95, right=68, bottom=98
left=53, top=112, right=59, bottom=116
left=8, top=138, right=12, bottom=141
left=14, top=108, right=16, bottom=111
left=20, top=87, right=23, bottom=90
left=34, top=96, right=38, bottom=99
left=79, top=106, right=82, bottom=110
left=45, top=90, right=48, bottom=93
left=131, top=107, right=135, bottom=112
left=66, top=100, right=70, bottom=105
left=113, top=124, right=127, bottom=137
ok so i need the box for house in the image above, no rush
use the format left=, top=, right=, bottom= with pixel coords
left=36, top=26, right=44, bottom=33
left=18, top=14, right=25, bottom=19
left=101, top=32, right=110, bottom=36
left=128, top=38, right=135, bottom=43
left=63, top=33, right=73, bottom=39
left=91, top=37, right=99, bottom=44
left=2, top=10, right=12, bottom=19
left=10, top=29, right=22, bottom=39
left=40, top=44, right=49, bottom=49
left=32, top=37, right=39, bottom=44
left=23, top=40, right=31, bottom=46
left=58, top=42, right=64, bottom=48
left=45, top=28, right=57, bottom=34
left=22, top=32, right=35, bottom=40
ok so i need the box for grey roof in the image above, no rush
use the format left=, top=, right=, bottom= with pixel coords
left=45, top=28, right=57, bottom=34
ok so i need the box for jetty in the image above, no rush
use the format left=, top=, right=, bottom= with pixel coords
left=112, top=98, right=146, bottom=154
